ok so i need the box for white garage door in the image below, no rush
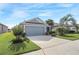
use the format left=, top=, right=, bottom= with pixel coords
left=25, top=26, right=45, bottom=36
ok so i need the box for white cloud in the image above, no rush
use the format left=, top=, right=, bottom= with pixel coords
left=0, top=4, right=9, bottom=14
left=5, top=9, right=29, bottom=20
left=0, top=4, right=8, bottom=10
left=26, top=4, right=49, bottom=9
left=70, top=8, right=79, bottom=16
left=5, top=10, right=29, bottom=28
left=58, top=4, right=73, bottom=7
left=10, top=10, right=28, bottom=18
left=6, top=24, right=16, bottom=29
left=38, top=12, right=53, bottom=17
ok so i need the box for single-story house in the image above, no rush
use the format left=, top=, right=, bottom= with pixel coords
left=53, top=23, right=59, bottom=28
left=0, top=23, right=8, bottom=34
left=64, top=25, right=77, bottom=32
left=20, top=17, right=51, bottom=36
left=63, top=20, right=77, bottom=32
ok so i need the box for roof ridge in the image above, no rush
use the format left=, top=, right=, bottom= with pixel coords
left=25, top=17, right=45, bottom=23
left=0, top=23, right=7, bottom=27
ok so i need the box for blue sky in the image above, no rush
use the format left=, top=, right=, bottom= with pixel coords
left=0, top=3, right=79, bottom=28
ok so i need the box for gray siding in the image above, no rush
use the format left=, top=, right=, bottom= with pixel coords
left=0, top=25, right=2, bottom=33
left=0, top=24, right=8, bottom=34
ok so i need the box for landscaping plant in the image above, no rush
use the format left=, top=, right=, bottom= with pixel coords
left=46, top=19, right=54, bottom=30
left=48, top=28, right=56, bottom=36
left=9, top=25, right=30, bottom=51
left=56, top=27, right=65, bottom=36
left=12, top=25, right=29, bottom=44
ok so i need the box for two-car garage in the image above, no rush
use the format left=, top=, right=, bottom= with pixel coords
left=20, top=17, right=49, bottom=36
left=25, top=26, right=45, bottom=36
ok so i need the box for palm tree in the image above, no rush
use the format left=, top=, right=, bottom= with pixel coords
left=46, top=19, right=54, bottom=30
left=60, top=14, right=78, bottom=33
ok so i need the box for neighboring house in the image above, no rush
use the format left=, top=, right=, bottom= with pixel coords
left=63, top=21, right=77, bottom=32
left=0, top=23, right=8, bottom=34
left=52, top=22, right=77, bottom=32
left=20, top=17, right=51, bottom=36
left=65, top=25, right=77, bottom=31
left=53, top=23, right=59, bottom=28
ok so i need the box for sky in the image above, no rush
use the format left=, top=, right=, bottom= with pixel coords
left=0, top=3, right=79, bottom=28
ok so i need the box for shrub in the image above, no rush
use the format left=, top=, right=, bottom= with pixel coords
left=11, top=39, right=24, bottom=44
left=12, top=25, right=29, bottom=44
left=21, top=32, right=26, bottom=37
left=56, top=27, right=65, bottom=36
left=51, top=31, right=56, bottom=36
left=68, top=30, right=75, bottom=33
left=9, top=42, right=26, bottom=51
left=48, top=30, right=53, bottom=35
left=48, top=29, right=56, bottom=36
left=12, top=25, right=24, bottom=36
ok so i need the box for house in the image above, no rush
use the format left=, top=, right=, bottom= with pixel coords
left=0, top=23, right=8, bottom=34
left=53, top=23, right=59, bottom=28
left=63, top=20, right=77, bottom=32
left=65, top=25, right=77, bottom=32
left=20, top=17, right=51, bottom=36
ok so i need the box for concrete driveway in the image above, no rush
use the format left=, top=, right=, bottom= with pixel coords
left=23, top=35, right=79, bottom=55
left=27, top=35, right=70, bottom=49
left=44, top=40, right=79, bottom=55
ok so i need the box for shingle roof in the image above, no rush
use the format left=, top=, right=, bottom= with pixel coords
left=20, top=17, right=47, bottom=25
left=26, top=17, right=45, bottom=24
left=0, top=23, right=8, bottom=27
left=20, top=17, right=51, bottom=27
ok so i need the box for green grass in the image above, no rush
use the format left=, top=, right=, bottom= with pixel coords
left=57, top=33, right=79, bottom=41
left=0, top=32, right=40, bottom=55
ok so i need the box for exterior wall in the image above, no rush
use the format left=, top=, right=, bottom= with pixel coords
left=0, top=24, right=8, bottom=34
left=69, top=26, right=76, bottom=31
left=2, top=26, right=8, bottom=33
left=0, top=25, right=2, bottom=33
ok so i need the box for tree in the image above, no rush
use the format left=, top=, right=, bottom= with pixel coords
left=12, top=25, right=27, bottom=44
left=9, top=25, right=29, bottom=51
left=60, top=14, right=78, bottom=33
left=46, top=19, right=54, bottom=29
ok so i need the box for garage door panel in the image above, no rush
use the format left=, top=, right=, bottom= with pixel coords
left=25, top=26, right=45, bottom=36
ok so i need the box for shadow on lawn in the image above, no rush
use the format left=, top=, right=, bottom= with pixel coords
left=9, top=42, right=26, bottom=52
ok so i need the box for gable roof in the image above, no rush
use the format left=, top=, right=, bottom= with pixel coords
left=25, top=17, right=45, bottom=24
left=19, top=17, right=51, bottom=27
left=20, top=17, right=46, bottom=25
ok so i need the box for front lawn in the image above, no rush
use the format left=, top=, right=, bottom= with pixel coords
left=0, top=32, right=40, bottom=55
left=57, top=33, right=79, bottom=41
